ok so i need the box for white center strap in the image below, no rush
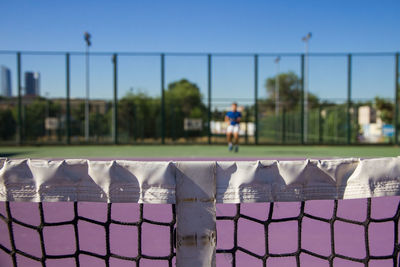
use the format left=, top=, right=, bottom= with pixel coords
left=176, top=162, right=216, bottom=267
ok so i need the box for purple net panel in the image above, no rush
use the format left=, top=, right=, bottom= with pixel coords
left=0, top=202, right=176, bottom=267
left=0, top=198, right=399, bottom=266
left=216, top=196, right=400, bottom=267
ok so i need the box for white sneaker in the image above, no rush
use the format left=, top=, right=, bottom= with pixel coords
left=228, top=143, right=233, bottom=151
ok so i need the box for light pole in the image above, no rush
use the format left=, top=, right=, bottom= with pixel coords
left=302, top=32, right=312, bottom=143
left=274, top=56, right=280, bottom=117
left=84, top=32, right=91, bottom=142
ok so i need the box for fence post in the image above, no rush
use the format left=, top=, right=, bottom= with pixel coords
left=245, top=107, right=249, bottom=144
left=66, top=53, right=71, bottom=145
left=354, top=103, right=359, bottom=143
left=254, top=54, right=258, bottom=145
left=208, top=54, right=212, bottom=144
left=161, top=54, right=165, bottom=144
left=395, top=53, right=399, bottom=145
left=300, top=54, right=305, bottom=145
left=347, top=54, right=352, bottom=145
left=132, top=103, right=136, bottom=142
left=112, top=53, right=118, bottom=144
left=16, top=52, right=22, bottom=145
left=282, top=107, right=286, bottom=144
left=171, top=102, right=175, bottom=141
left=318, top=103, right=323, bottom=144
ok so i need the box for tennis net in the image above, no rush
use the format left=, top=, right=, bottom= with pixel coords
left=0, top=158, right=399, bottom=266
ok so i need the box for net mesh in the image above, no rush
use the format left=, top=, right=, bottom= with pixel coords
left=216, top=198, right=400, bottom=267
left=1, top=198, right=399, bottom=266
left=0, top=202, right=176, bottom=267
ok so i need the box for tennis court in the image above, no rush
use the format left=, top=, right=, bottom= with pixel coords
left=1, top=145, right=399, bottom=159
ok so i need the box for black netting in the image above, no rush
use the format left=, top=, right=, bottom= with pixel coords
left=216, top=198, right=400, bottom=267
left=0, top=202, right=176, bottom=267
left=1, top=198, right=400, bottom=267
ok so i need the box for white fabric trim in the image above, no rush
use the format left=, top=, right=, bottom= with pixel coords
left=0, top=159, right=175, bottom=203
left=1, top=157, right=400, bottom=203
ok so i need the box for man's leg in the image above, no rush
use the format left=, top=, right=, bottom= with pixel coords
left=233, top=132, right=239, bottom=152
left=226, top=130, right=233, bottom=151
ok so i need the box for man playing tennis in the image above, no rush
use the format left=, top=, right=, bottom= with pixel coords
left=225, top=102, right=242, bottom=152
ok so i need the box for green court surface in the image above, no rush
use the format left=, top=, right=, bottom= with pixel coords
left=0, top=145, right=399, bottom=159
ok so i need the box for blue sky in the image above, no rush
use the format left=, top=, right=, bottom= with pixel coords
left=0, top=0, right=399, bottom=103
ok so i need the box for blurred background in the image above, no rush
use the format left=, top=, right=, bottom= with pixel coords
left=0, top=0, right=399, bottom=146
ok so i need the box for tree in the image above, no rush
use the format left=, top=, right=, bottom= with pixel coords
left=374, top=97, right=394, bottom=124
left=71, top=103, right=85, bottom=137
left=264, top=72, right=319, bottom=111
left=165, top=79, right=207, bottom=138
left=322, top=104, right=358, bottom=143
left=165, top=79, right=205, bottom=118
left=0, top=109, right=16, bottom=140
left=118, top=92, right=161, bottom=140
left=21, top=99, right=63, bottom=141
left=117, top=79, right=207, bottom=141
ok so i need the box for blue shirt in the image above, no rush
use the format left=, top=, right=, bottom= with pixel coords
left=226, top=111, right=242, bottom=125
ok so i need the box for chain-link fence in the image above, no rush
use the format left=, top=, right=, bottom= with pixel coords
left=0, top=51, right=398, bottom=145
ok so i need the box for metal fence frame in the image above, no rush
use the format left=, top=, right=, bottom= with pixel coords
left=0, top=50, right=399, bottom=145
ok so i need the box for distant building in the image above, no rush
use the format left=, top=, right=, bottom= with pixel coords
left=25, top=72, right=40, bottom=96
left=1, top=66, right=12, bottom=97
left=358, top=106, right=377, bottom=125
left=358, top=105, right=383, bottom=142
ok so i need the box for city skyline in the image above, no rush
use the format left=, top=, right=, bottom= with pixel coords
left=24, top=71, right=40, bottom=96
left=0, top=67, right=43, bottom=97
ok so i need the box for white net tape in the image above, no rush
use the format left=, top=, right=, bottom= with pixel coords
left=1, top=157, right=399, bottom=203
